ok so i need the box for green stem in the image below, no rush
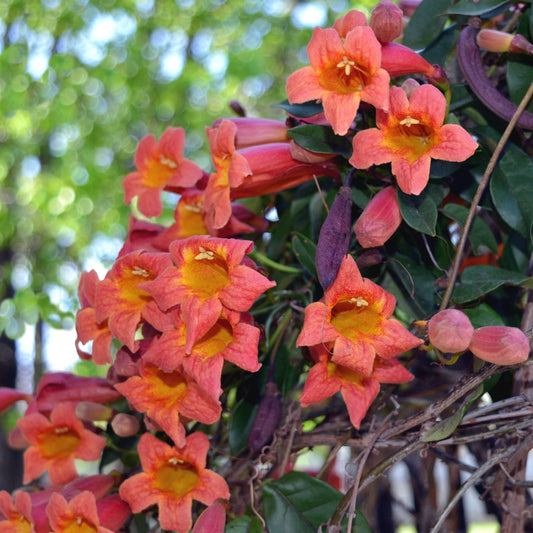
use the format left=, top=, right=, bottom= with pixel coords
left=250, top=249, right=301, bottom=274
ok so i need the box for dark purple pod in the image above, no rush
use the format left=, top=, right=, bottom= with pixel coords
left=315, top=185, right=353, bottom=290
left=248, top=381, right=282, bottom=452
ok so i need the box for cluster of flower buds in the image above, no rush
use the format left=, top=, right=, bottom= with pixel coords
left=427, top=309, right=530, bottom=365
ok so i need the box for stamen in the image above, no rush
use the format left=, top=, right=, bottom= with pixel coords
left=132, top=266, right=151, bottom=277
left=336, top=55, right=356, bottom=76
left=349, top=296, right=369, bottom=307
left=54, top=426, right=70, bottom=434
left=159, top=155, right=178, bottom=169
left=183, top=203, right=203, bottom=213
left=400, top=116, right=421, bottom=127
left=194, top=247, right=215, bottom=261
left=76, top=517, right=83, bottom=526
left=168, top=456, right=184, bottom=465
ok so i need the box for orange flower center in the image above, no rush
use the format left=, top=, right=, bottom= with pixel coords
left=320, top=55, right=370, bottom=94
left=176, top=200, right=209, bottom=237
left=62, top=516, right=98, bottom=533
left=182, top=248, right=229, bottom=297
left=330, top=297, right=383, bottom=340
left=40, top=426, right=81, bottom=459
left=193, top=318, right=234, bottom=360
left=144, top=364, right=188, bottom=407
left=4, top=515, right=32, bottom=533
left=154, top=457, right=199, bottom=497
left=384, top=116, right=436, bottom=162
left=144, top=154, right=178, bottom=188
left=119, top=265, right=156, bottom=306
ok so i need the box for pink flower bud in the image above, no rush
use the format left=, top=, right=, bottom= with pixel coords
left=427, top=309, right=474, bottom=353
left=210, top=117, right=289, bottom=148
left=370, top=0, right=404, bottom=43
left=75, top=401, right=113, bottom=422
left=0, top=388, right=31, bottom=414
left=111, top=413, right=141, bottom=437
left=469, top=326, right=530, bottom=365
left=354, top=186, right=402, bottom=248
left=97, top=494, right=132, bottom=531
left=477, top=29, right=533, bottom=55
left=6, top=426, right=29, bottom=449
left=192, top=500, right=227, bottom=533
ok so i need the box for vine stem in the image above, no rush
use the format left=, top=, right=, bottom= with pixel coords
left=439, top=80, right=533, bottom=310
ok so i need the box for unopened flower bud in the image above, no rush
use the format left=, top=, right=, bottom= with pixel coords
left=427, top=309, right=474, bottom=353
left=111, top=413, right=141, bottom=437
left=7, top=426, right=30, bottom=449
left=469, top=326, right=530, bottom=365
left=401, top=78, right=420, bottom=98
left=0, top=387, right=31, bottom=414
left=477, top=29, right=533, bottom=55
left=76, top=401, right=113, bottom=422
left=192, top=500, right=227, bottom=533
left=370, top=0, right=404, bottom=43
left=354, top=186, right=401, bottom=248
left=97, top=494, right=132, bottom=531
left=289, top=140, right=336, bottom=163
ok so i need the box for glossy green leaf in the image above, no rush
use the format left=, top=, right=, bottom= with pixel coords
left=397, top=188, right=438, bottom=236
left=442, top=203, right=499, bottom=255
left=263, top=471, right=371, bottom=533
left=462, top=304, right=506, bottom=328
left=229, top=398, right=258, bottom=455
left=422, top=386, right=483, bottom=442
left=288, top=125, right=352, bottom=158
left=451, top=265, right=530, bottom=304
left=446, top=0, right=510, bottom=15
left=225, top=515, right=263, bottom=533
left=292, top=232, right=317, bottom=278
left=276, top=100, right=324, bottom=118
left=403, top=0, right=453, bottom=50
left=490, top=144, right=533, bottom=238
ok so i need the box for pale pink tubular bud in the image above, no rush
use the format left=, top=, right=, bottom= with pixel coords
left=477, top=29, right=533, bottom=55
left=354, top=186, right=401, bottom=248
left=192, top=500, right=227, bottom=533
left=211, top=117, right=289, bottom=148
left=111, top=413, right=141, bottom=437
left=61, top=473, right=116, bottom=501
left=427, top=309, right=474, bottom=353
left=370, top=1, right=403, bottom=43
left=469, top=326, right=530, bottom=365
left=75, top=401, right=113, bottom=422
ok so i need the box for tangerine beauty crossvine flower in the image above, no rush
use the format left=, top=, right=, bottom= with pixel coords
left=123, top=127, right=204, bottom=218
left=300, top=344, right=414, bottom=428
left=286, top=11, right=390, bottom=136
left=119, top=432, right=230, bottom=533
left=142, top=236, right=275, bottom=352
left=0, top=491, right=33, bottom=533
left=297, top=254, right=422, bottom=376
left=17, top=402, right=106, bottom=485
left=350, top=84, right=478, bottom=195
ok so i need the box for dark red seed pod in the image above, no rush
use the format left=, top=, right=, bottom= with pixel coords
left=248, top=381, right=282, bottom=452
left=315, top=185, right=353, bottom=290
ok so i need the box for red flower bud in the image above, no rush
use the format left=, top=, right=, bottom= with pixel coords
left=75, top=401, right=113, bottom=422
left=469, top=326, right=530, bottom=365
left=111, top=413, right=141, bottom=437
left=427, top=309, right=474, bottom=353
left=354, top=186, right=401, bottom=248
left=370, top=0, right=403, bottom=43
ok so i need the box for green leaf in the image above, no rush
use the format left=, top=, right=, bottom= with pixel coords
left=276, top=100, right=324, bottom=118
left=397, top=187, right=438, bottom=236
left=263, top=471, right=371, bottom=533
left=225, top=515, right=263, bottom=533
left=229, top=398, right=258, bottom=455
left=462, top=304, right=505, bottom=328
left=451, top=265, right=530, bottom=304
left=446, top=0, right=512, bottom=16
left=288, top=125, right=352, bottom=158
left=442, top=203, right=499, bottom=255
left=422, top=385, right=484, bottom=442
left=403, top=0, right=453, bottom=50
left=292, top=232, right=317, bottom=278
left=490, top=144, right=533, bottom=238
